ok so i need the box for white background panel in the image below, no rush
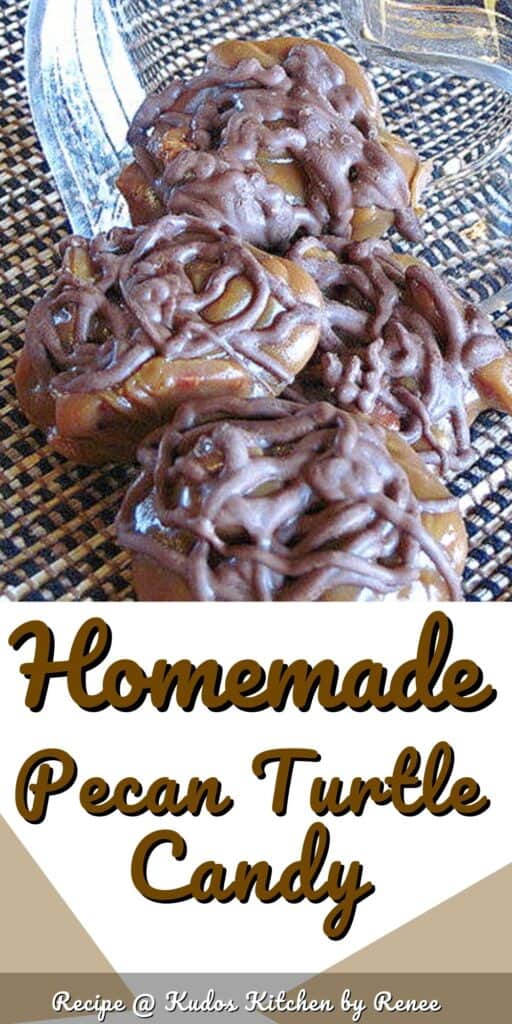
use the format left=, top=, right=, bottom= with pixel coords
left=1, top=603, right=510, bottom=972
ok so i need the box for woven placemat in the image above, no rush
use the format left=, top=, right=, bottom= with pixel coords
left=1, top=0, right=512, bottom=601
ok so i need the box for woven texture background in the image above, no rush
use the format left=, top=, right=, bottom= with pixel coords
left=1, top=0, right=512, bottom=601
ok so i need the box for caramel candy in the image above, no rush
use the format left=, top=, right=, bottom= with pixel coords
left=116, top=397, right=466, bottom=601
left=287, top=235, right=512, bottom=471
left=18, top=215, right=322, bottom=464
left=118, top=37, right=428, bottom=251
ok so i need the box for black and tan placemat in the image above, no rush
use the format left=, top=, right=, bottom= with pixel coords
left=1, top=0, right=512, bottom=600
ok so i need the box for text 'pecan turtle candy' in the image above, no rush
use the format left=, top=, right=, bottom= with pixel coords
left=17, top=214, right=322, bottom=464
left=287, top=235, right=512, bottom=472
left=118, top=37, right=429, bottom=252
left=116, top=397, right=467, bottom=602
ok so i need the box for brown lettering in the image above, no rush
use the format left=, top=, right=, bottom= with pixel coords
left=16, top=748, right=77, bottom=824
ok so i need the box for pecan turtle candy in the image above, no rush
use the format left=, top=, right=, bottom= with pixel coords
left=116, top=397, right=467, bottom=602
left=118, top=36, right=428, bottom=252
left=18, top=214, right=322, bottom=464
left=287, top=235, right=512, bottom=471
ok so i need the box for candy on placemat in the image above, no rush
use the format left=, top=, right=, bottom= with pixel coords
left=116, top=397, right=467, bottom=601
left=287, top=235, right=512, bottom=471
left=18, top=215, right=322, bottom=464
left=119, top=37, right=428, bottom=251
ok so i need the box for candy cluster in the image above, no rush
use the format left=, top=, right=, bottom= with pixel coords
left=20, top=37, right=512, bottom=600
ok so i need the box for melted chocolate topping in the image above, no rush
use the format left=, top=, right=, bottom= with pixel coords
left=24, top=214, right=320, bottom=398
left=287, top=236, right=505, bottom=470
left=117, top=397, right=462, bottom=601
left=126, top=43, right=421, bottom=250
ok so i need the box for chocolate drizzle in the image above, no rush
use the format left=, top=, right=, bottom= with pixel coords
left=24, top=214, right=321, bottom=400
left=117, top=397, right=463, bottom=601
left=288, top=236, right=506, bottom=470
left=125, top=42, right=422, bottom=250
